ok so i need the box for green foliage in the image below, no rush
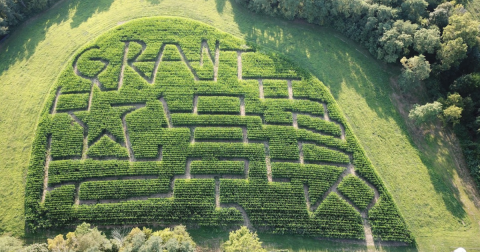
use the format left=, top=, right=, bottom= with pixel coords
left=272, top=162, right=344, bottom=205
left=191, top=160, right=245, bottom=175
left=443, top=105, right=463, bottom=125
left=56, top=93, right=90, bottom=112
left=414, top=27, right=441, bottom=54
left=242, top=52, right=299, bottom=78
left=25, top=17, right=412, bottom=243
left=399, top=55, right=431, bottom=90
left=313, top=193, right=364, bottom=239
left=0, top=235, right=23, bottom=252
left=162, top=44, right=182, bottom=61
left=408, top=101, right=443, bottom=125
left=369, top=196, right=413, bottom=242
left=401, top=0, right=428, bottom=22
left=49, top=114, right=84, bottom=159
left=302, top=144, right=350, bottom=164
left=337, top=175, right=375, bottom=210
left=442, top=12, right=480, bottom=48
left=263, top=80, right=288, bottom=98
left=87, top=135, right=129, bottom=158
left=79, top=179, right=170, bottom=200
left=438, top=37, right=468, bottom=68
left=222, top=226, right=266, bottom=252
left=194, top=127, right=243, bottom=140
left=377, top=20, right=418, bottom=63
left=76, top=48, right=107, bottom=78
left=197, top=96, right=240, bottom=114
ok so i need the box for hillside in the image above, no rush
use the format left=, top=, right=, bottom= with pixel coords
left=0, top=0, right=479, bottom=251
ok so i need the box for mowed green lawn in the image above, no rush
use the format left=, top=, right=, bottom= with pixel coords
left=0, top=0, right=479, bottom=250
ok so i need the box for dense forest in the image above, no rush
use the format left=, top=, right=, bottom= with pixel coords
left=236, top=0, right=480, bottom=188
left=0, top=0, right=60, bottom=37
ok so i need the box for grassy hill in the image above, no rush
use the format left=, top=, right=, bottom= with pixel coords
left=0, top=0, right=479, bottom=251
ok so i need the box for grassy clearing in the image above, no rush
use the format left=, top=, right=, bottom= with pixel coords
left=0, top=0, right=479, bottom=250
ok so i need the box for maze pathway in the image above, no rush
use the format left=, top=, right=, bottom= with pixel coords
left=25, top=17, right=413, bottom=245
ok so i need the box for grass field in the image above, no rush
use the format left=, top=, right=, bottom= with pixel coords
left=0, top=0, right=479, bottom=251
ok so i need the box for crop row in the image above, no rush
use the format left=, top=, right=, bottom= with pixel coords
left=79, top=179, right=170, bottom=200
left=194, top=127, right=243, bottom=140
left=197, top=96, right=240, bottom=114
left=87, top=135, right=129, bottom=158
left=24, top=17, right=413, bottom=243
left=271, top=162, right=345, bottom=205
left=56, top=93, right=89, bottom=112
left=337, top=175, right=375, bottom=210
left=302, top=144, right=350, bottom=164
left=190, top=160, right=245, bottom=175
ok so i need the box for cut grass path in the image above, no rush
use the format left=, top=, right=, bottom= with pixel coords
left=0, top=0, right=479, bottom=250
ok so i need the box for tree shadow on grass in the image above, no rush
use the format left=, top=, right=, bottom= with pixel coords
left=70, top=0, right=115, bottom=28
left=0, top=0, right=114, bottom=77
left=215, top=0, right=227, bottom=14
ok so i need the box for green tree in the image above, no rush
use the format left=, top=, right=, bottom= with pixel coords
left=47, top=223, right=112, bottom=252
left=408, top=101, right=443, bottom=125
left=0, top=235, right=23, bottom=252
left=377, top=20, right=418, bottom=63
left=438, top=37, right=468, bottom=68
left=414, top=27, right=441, bottom=54
left=429, top=1, right=454, bottom=28
left=443, top=105, right=463, bottom=125
left=23, top=243, right=48, bottom=252
left=401, top=0, right=427, bottom=22
left=222, top=226, right=267, bottom=252
left=442, top=11, right=480, bottom=48
left=399, top=54, right=431, bottom=89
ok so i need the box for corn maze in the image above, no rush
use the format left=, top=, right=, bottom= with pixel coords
left=25, top=17, right=413, bottom=244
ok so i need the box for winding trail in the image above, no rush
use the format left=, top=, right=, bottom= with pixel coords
left=118, top=41, right=130, bottom=90
left=237, top=51, right=242, bottom=80
left=43, top=41, right=383, bottom=242
left=41, top=135, right=52, bottom=203
left=258, top=79, right=264, bottom=99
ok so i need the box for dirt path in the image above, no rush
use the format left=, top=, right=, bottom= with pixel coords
left=193, top=95, right=198, bottom=115
left=41, top=135, right=52, bottom=203
left=298, top=142, right=304, bottom=164
left=50, top=87, right=61, bottom=114
left=258, top=79, right=264, bottom=99
left=237, top=51, right=242, bottom=80
left=120, top=104, right=146, bottom=162
left=240, top=97, right=245, bottom=116
left=220, top=203, right=253, bottom=230
left=159, top=97, right=173, bottom=128
left=322, top=103, right=330, bottom=121
left=242, top=126, right=248, bottom=144
left=190, top=127, right=195, bottom=145
left=292, top=113, right=298, bottom=129
left=177, top=45, right=200, bottom=81
left=215, top=178, right=220, bottom=208
left=118, top=42, right=130, bottom=90
left=69, top=112, right=88, bottom=160
left=287, top=80, right=293, bottom=100
left=200, top=40, right=220, bottom=81
left=264, top=142, right=273, bottom=182
left=214, top=42, right=220, bottom=81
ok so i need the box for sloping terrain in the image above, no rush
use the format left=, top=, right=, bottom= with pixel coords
left=0, top=0, right=479, bottom=250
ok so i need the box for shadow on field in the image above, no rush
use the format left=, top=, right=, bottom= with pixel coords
left=69, top=0, right=115, bottom=28
left=215, top=0, right=227, bottom=13
left=0, top=0, right=114, bottom=77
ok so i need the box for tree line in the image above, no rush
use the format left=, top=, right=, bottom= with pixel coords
left=236, top=0, right=480, bottom=189
left=0, top=224, right=268, bottom=252
left=0, top=0, right=61, bottom=36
